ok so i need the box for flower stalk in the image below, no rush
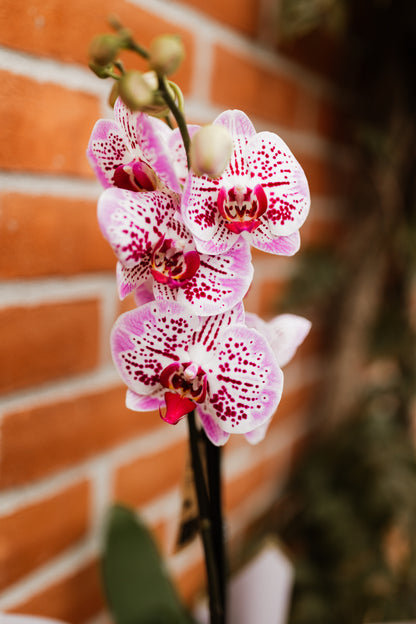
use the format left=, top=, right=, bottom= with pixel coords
left=187, top=411, right=225, bottom=624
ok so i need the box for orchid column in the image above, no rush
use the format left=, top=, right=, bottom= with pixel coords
left=88, top=27, right=311, bottom=624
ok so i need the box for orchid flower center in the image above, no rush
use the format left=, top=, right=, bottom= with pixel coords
left=217, top=183, right=267, bottom=233
left=113, top=159, right=158, bottom=192
left=151, top=236, right=200, bottom=288
left=159, top=361, right=208, bottom=424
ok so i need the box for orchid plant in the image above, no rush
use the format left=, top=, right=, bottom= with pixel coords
left=88, top=24, right=311, bottom=624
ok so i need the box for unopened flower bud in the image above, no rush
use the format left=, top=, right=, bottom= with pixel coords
left=149, top=35, right=185, bottom=76
left=118, top=71, right=154, bottom=112
left=108, top=81, right=119, bottom=108
left=89, top=34, right=120, bottom=67
left=190, top=125, right=234, bottom=178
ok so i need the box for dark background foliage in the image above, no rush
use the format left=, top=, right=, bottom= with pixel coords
left=272, top=1, right=416, bottom=622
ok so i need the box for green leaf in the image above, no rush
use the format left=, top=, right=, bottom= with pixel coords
left=102, top=504, right=196, bottom=624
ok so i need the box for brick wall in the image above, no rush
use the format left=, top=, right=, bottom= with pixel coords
left=0, top=0, right=349, bottom=621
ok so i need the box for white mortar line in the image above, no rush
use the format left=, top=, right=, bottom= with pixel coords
left=0, top=46, right=106, bottom=96
left=0, top=274, right=116, bottom=308
left=0, top=172, right=101, bottom=198
left=0, top=364, right=120, bottom=416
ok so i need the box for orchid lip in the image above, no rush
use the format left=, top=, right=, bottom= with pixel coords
left=217, top=183, right=267, bottom=232
left=113, top=160, right=158, bottom=192
left=159, top=361, right=208, bottom=424
left=151, top=236, right=200, bottom=288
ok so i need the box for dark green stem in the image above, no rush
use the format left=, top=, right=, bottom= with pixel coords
left=204, top=436, right=226, bottom=617
left=187, top=411, right=224, bottom=624
left=158, top=75, right=191, bottom=170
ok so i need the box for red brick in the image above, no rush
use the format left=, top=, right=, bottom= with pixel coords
left=114, top=439, right=187, bottom=507
left=0, top=387, right=162, bottom=488
left=0, top=299, right=99, bottom=394
left=299, top=153, right=345, bottom=197
left=0, top=71, right=99, bottom=176
left=271, top=380, right=321, bottom=429
left=7, top=559, right=105, bottom=624
left=0, top=1, right=193, bottom=93
left=224, top=446, right=292, bottom=512
left=0, top=481, right=90, bottom=590
left=301, top=211, right=347, bottom=247
left=212, top=46, right=298, bottom=126
left=256, top=276, right=288, bottom=319
left=179, top=0, right=259, bottom=37
left=0, top=193, right=114, bottom=279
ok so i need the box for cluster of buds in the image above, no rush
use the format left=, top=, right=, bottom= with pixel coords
left=89, top=21, right=185, bottom=117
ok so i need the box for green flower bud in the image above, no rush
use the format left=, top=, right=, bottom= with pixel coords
left=149, top=35, right=185, bottom=76
left=118, top=71, right=154, bottom=112
left=190, top=125, right=234, bottom=178
left=89, top=34, right=120, bottom=67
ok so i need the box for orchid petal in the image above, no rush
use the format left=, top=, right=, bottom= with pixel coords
left=250, top=225, right=300, bottom=255
left=266, top=313, right=311, bottom=367
left=134, top=279, right=156, bottom=306
left=247, top=131, right=310, bottom=236
left=126, top=388, right=164, bottom=411
left=136, top=113, right=181, bottom=193
left=153, top=239, right=253, bottom=316
left=111, top=301, right=200, bottom=397
left=203, top=325, right=283, bottom=434
left=97, top=187, right=178, bottom=270
left=213, top=109, right=256, bottom=140
left=169, top=125, right=200, bottom=186
left=182, top=174, right=223, bottom=241
left=87, top=119, right=130, bottom=188
left=197, top=407, right=230, bottom=446
left=245, top=312, right=311, bottom=367
left=189, top=303, right=246, bottom=362
left=244, top=418, right=271, bottom=445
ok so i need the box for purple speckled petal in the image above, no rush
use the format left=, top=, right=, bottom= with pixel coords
left=168, top=125, right=200, bottom=186
left=116, top=262, right=145, bottom=300
left=134, top=279, right=156, bottom=306
left=247, top=131, right=310, bottom=236
left=250, top=224, right=300, bottom=255
left=203, top=325, right=283, bottom=434
left=189, top=303, right=245, bottom=358
left=192, top=229, right=239, bottom=255
left=213, top=110, right=256, bottom=140
left=244, top=418, right=272, bottom=445
left=267, top=313, right=311, bottom=367
left=182, top=173, right=223, bottom=242
left=126, top=388, right=164, bottom=411
left=197, top=406, right=230, bottom=446
left=111, top=301, right=200, bottom=397
left=137, top=113, right=181, bottom=193
left=97, top=187, right=179, bottom=270
left=87, top=119, right=130, bottom=188
left=153, top=238, right=253, bottom=316
left=246, top=312, right=311, bottom=367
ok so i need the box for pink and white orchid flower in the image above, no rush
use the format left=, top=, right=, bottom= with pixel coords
left=182, top=110, right=310, bottom=256
left=87, top=98, right=181, bottom=193
left=199, top=312, right=311, bottom=446
left=111, top=301, right=283, bottom=437
left=98, top=187, right=253, bottom=316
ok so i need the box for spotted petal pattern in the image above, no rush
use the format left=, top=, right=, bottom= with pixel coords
left=99, top=187, right=253, bottom=315
left=87, top=98, right=180, bottom=193
left=182, top=109, right=310, bottom=256
left=111, top=301, right=282, bottom=441
left=245, top=312, right=311, bottom=367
